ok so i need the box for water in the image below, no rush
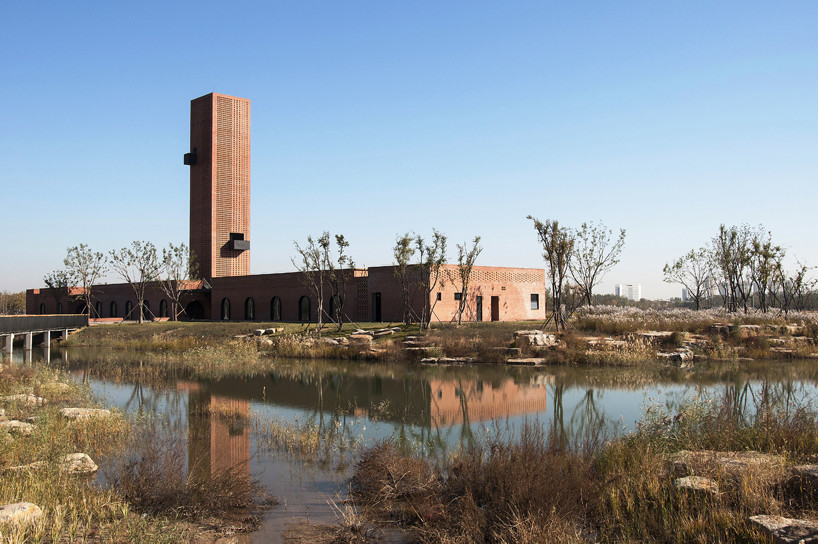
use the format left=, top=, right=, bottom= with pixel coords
left=14, top=347, right=818, bottom=542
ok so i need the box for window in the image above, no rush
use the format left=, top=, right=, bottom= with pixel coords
left=124, top=301, right=132, bottom=319
left=221, top=298, right=231, bottom=321
left=39, top=303, right=45, bottom=314
left=110, top=301, right=117, bottom=318
left=530, top=294, right=540, bottom=310
left=270, top=297, right=281, bottom=321
left=454, top=292, right=462, bottom=301
left=245, top=297, right=255, bottom=320
left=436, top=292, right=441, bottom=301
left=94, top=301, right=102, bottom=318
left=159, top=300, right=168, bottom=318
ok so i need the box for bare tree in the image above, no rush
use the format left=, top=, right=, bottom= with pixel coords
left=0, top=291, right=26, bottom=315
left=777, top=260, right=816, bottom=316
left=327, top=234, right=354, bottom=331
left=453, top=236, right=483, bottom=326
left=415, top=230, right=447, bottom=330
left=568, top=222, right=626, bottom=306
left=43, top=269, right=73, bottom=314
left=109, top=241, right=161, bottom=324
left=64, top=244, right=107, bottom=317
left=160, top=243, right=198, bottom=321
left=663, top=247, right=712, bottom=310
left=393, top=233, right=416, bottom=325
left=292, top=233, right=331, bottom=333
left=748, top=230, right=784, bottom=313
left=711, top=224, right=754, bottom=313
left=528, top=216, right=574, bottom=331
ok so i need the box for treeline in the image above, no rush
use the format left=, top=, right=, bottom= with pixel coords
left=664, top=224, right=817, bottom=314
left=0, top=291, right=26, bottom=315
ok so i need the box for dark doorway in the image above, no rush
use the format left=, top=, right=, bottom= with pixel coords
left=159, top=300, right=168, bottom=318
left=299, top=296, right=311, bottom=322
left=110, top=301, right=117, bottom=318
left=371, top=292, right=382, bottom=322
left=270, top=297, right=281, bottom=321
left=124, top=301, right=132, bottom=319
left=491, top=296, right=500, bottom=321
left=475, top=296, right=483, bottom=322
left=184, top=301, right=204, bottom=320
left=94, top=301, right=102, bottom=318
left=142, top=301, right=152, bottom=321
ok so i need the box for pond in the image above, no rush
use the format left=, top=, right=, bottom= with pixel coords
left=16, top=347, right=818, bottom=543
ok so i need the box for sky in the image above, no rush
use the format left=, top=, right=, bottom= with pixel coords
left=2, top=1, right=816, bottom=299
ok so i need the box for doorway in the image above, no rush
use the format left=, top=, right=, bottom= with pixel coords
left=490, top=296, right=500, bottom=321
left=475, top=296, right=483, bottom=321
left=371, top=292, right=382, bottom=322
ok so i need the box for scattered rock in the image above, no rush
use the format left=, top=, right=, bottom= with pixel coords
left=390, top=327, right=401, bottom=332
left=514, top=330, right=557, bottom=347
left=373, top=330, right=394, bottom=338
left=438, top=357, right=476, bottom=365
left=737, top=324, right=762, bottom=337
left=420, top=357, right=439, bottom=364
left=335, top=337, right=349, bottom=346
left=61, top=453, right=98, bottom=474
left=507, top=358, right=546, bottom=366
left=750, top=514, right=818, bottom=544
left=253, top=329, right=266, bottom=336
left=265, top=327, right=284, bottom=334
left=257, top=337, right=273, bottom=346
left=0, top=420, right=35, bottom=436
left=59, top=408, right=111, bottom=420
left=657, top=349, right=694, bottom=365
left=674, top=476, right=719, bottom=496
left=5, top=461, right=46, bottom=473
left=792, top=465, right=818, bottom=494
left=348, top=334, right=373, bottom=344
left=710, top=323, right=731, bottom=336
left=0, top=502, right=43, bottom=525
left=318, top=338, right=339, bottom=346
left=0, top=394, right=45, bottom=406
left=670, top=450, right=786, bottom=484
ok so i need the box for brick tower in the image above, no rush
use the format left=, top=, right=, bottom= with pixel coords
left=185, top=93, right=251, bottom=280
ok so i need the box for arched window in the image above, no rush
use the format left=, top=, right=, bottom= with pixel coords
left=221, top=298, right=231, bottom=321
left=125, top=301, right=133, bottom=319
left=245, top=297, right=255, bottom=320
left=159, top=299, right=168, bottom=318
left=270, top=297, right=281, bottom=321
left=56, top=303, right=63, bottom=314
left=142, top=301, right=151, bottom=321
left=298, top=296, right=310, bottom=322
left=94, top=301, right=102, bottom=318
left=110, top=301, right=118, bottom=318
left=39, top=303, right=45, bottom=314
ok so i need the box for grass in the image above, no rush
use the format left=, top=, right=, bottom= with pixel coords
left=0, top=363, right=271, bottom=542
left=347, top=386, right=818, bottom=543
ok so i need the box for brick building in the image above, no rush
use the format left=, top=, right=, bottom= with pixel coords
left=26, top=93, right=546, bottom=324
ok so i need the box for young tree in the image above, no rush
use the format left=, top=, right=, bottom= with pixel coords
left=711, top=224, right=753, bottom=313
left=160, top=243, right=198, bottom=321
left=43, top=269, right=73, bottom=314
left=748, top=230, right=784, bottom=313
left=393, top=233, right=416, bottom=325
left=327, top=234, right=354, bottom=331
left=568, top=222, right=626, bottom=306
left=776, top=260, right=816, bottom=316
left=109, top=241, right=161, bottom=324
left=415, top=229, right=447, bottom=330
left=292, top=233, right=331, bottom=333
left=64, top=244, right=107, bottom=317
left=663, top=247, right=712, bottom=310
left=453, top=236, right=483, bottom=326
left=528, top=216, right=574, bottom=331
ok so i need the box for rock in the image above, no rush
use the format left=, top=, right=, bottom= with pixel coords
left=749, top=514, right=818, bottom=544
left=348, top=334, right=373, bottom=344
left=670, top=450, right=786, bottom=485
left=420, top=357, right=439, bottom=364
left=0, top=502, right=43, bottom=525
left=514, top=330, right=557, bottom=347
left=0, top=394, right=45, bottom=405
left=59, top=408, right=112, bottom=420
left=335, top=337, right=349, bottom=345
left=373, top=330, right=394, bottom=338
left=0, top=408, right=4, bottom=417
left=0, top=420, right=35, bottom=436
left=674, top=476, right=719, bottom=496
left=253, top=329, right=265, bottom=336
left=353, top=329, right=374, bottom=337
left=507, top=358, right=546, bottom=366
left=657, top=349, right=694, bottom=364
left=61, top=453, right=98, bottom=474
left=318, top=338, right=339, bottom=346
left=710, top=323, right=731, bottom=336
left=438, top=357, right=476, bottom=365
left=737, top=324, right=762, bottom=337
left=5, top=461, right=46, bottom=473
left=265, top=328, right=283, bottom=334
left=793, top=465, right=818, bottom=494
left=257, top=337, right=273, bottom=345
left=390, top=327, right=401, bottom=332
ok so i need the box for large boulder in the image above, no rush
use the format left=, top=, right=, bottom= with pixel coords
left=670, top=450, right=787, bottom=486
left=348, top=334, right=373, bottom=344
left=673, top=476, right=720, bottom=497
left=61, top=453, right=98, bottom=474
left=59, top=408, right=111, bottom=420
left=750, top=515, right=818, bottom=544
left=0, top=420, right=35, bottom=436
left=514, top=330, right=557, bottom=348
left=0, top=502, right=43, bottom=525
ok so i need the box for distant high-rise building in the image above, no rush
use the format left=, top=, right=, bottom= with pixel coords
left=615, top=284, right=642, bottom=301
left=186, top=92, right=251, bottom=280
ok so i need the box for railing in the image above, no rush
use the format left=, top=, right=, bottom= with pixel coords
left=0, top=315, right=89, bottom=335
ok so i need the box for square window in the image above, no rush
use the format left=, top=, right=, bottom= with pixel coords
left=454, top=292, right=462, bottom=301
left=531, top=294, right=540, bottom=310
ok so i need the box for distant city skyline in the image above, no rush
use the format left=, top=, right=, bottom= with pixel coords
left=2, top=2, right=816, bottom=298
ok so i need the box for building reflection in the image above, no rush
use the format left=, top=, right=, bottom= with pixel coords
left=427, top=378, right=549, bottom=427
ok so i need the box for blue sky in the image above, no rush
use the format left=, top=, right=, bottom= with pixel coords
left=2, top=1, right=816, bottom=298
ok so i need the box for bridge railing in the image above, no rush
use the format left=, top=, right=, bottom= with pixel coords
left=0, top=315, right=89, bottom=335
